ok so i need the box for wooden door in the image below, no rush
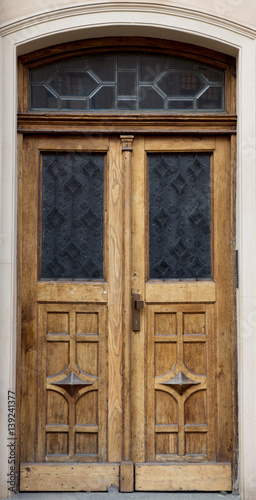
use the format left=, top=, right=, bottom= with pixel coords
left=18, top=133, right=235, bottom=492
left=130, top=135, right=235, bottom=491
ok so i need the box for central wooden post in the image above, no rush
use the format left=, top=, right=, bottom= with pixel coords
left=120, top=135, right=134, bottom=492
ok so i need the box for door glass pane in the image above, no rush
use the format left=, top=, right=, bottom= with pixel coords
left=29, top=54, right=225, bottom=112
left=41, top=152, right=104, bottom=280
left=148, top=153, right=211, bottom=280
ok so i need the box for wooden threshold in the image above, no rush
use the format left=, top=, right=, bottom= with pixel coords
left=135, top=462, right=232, bottom=491
left=20, top=463, right=119, bottom=491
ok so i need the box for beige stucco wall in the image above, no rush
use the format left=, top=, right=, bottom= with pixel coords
left=1, top=0, right=256, bottom=30
left=1, top=1, right=256, bottom=500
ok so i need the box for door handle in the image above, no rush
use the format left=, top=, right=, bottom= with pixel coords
left=132, top=293, right=144, bottom=332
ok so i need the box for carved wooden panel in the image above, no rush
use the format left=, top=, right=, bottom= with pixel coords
left=147, top=303, right=215, bottom=462
left=37, top=303, right=107, bottom=462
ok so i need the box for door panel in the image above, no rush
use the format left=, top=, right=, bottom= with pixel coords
left=19, top=134, right=123, bottom=491
left=37, top=302, right=107, bottom=463
left=131, top=135, right=233, bottom=490
left=19, top=133, right=234, bottom=492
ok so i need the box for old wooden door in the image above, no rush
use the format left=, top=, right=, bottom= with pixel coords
left=19, top=132, right=235, bottom=492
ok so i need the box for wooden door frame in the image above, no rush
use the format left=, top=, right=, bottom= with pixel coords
left=16, top=37, right=238, bottom=491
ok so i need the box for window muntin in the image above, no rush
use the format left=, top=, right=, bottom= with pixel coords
left=29, top=53, right=225, bottom=112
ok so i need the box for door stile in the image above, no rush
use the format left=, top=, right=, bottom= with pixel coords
left=131, top=137, right=147, bottom=464
left=107, top=136, right=124, bottom=463
left=213, top=137, right=234, bottom=462
left=20, top=136, right=39, bottom=463
left=120, top=135, right=134, bottom=491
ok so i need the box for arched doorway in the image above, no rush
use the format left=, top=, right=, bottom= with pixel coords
left=17, top=37, right=237, bottom=492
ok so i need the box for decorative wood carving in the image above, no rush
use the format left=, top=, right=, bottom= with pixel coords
left=160, top=371, right=200, bottom=395
left=50, top=371, right=94, bottom=396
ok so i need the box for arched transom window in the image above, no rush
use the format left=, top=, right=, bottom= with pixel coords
left=29, top=53, right=225, bottom=113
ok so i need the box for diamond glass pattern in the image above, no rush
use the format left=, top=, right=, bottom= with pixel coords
left=30, top=54, right=225, bottom=112
left=149, top=153, right=211, bottom=280
left=41, top=152, right=104, bottom=280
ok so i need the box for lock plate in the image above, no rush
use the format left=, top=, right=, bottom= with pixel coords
left=132, top=293, right=144, bottom=331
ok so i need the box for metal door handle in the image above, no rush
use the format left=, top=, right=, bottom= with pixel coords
left=132, top=293, right=144, bottom=331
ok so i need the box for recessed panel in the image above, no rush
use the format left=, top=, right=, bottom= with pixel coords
left=76, top=342, right=98, bottom=376
left=155, top=343, right=177, bottom=376
left=185, top=432, right=207, bottom=455
left=156, top=433, right=178, bottom=455
left=46, top=433, right=68, bottom=455
left=183, top=313, right=206, bottom=335
left=46, top=341, right=69, bottom=375
left=155, top=391, right=177, bottom=425
left=184, top=342, right=206, bottom=375
left=76, top=391, right=98, bottom=425
left=75, top=433, right=98, bottom=455
left=47, top=312, right=69, bottom=333
left=76, top=313, right=98, bottom=334
left=184, top=391, right=207, bottom=424
left=47, top=391, right=69, bottom=424
left=154, top=313, right=177, bottom=335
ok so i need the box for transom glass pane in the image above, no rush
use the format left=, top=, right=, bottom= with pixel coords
left=41, top=152, right=104, bottom=280
left=30, top=54, right=225, bottom=112
left=149, top=153, right=211, bottom=280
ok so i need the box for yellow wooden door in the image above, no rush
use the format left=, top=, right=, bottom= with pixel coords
left=130, top=135, right=235, bottom=491
left=18, top=133, right=235, bottom=492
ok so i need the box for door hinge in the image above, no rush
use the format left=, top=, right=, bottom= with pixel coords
left=236, top=249, right=239, bottom=288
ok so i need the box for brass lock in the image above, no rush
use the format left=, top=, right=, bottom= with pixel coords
left=132, top=293, right=144, bottom=331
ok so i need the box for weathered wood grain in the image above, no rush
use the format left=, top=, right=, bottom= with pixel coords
left=135, top=463, right=232, bottom=491
left=20, top=463, right=119, bottom=491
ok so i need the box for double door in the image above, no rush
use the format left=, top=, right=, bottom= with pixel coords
left=19, top=133, right=235, bottom=491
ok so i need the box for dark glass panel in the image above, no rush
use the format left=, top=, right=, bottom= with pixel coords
left=117, top=99, right=137, bottom=110
left=60, top=58, right=87, bottom=70
left=139, top=55, right=165, bottom=83
left=60, top=99, right=87, bottom=110
left=117, top=71, right=137, bottom=96
left=31, top=85, right=58, bottom=109
left=41, top=152, right=104, bottom=280
left=197, top=66, right=224, bottom=83
left=168, top=100, right=194, bottom=110
left=167, top=57, right=194, bottom=69
left=157, top=71, right=206, bottom=97
left=89, top=86, right=115, bottom=110
left=149, top=153, right=211, bottom=280
left=89, top=55, right=116, bottom=82
left=30, top=63, right=58, bottom=83
left=29, top=53, right=225, bottom=112
left=197, top=86, right=223, bottom=110
left=117, top=54, right=137, bottom=69
left=48, top=71, right=99, bottom=97
left=139, top=86, right=164, bottom=109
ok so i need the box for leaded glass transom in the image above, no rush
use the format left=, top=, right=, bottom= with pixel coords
left=149, top=153, right=211, bottom=280
left=41, top=152, right=104, bottom=280
left=30, top=54, right=225, bottom=112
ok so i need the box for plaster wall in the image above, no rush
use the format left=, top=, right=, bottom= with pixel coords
left=0, top=2, right=256, bottom=500
left=1, top=0, right=256, bottom=32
